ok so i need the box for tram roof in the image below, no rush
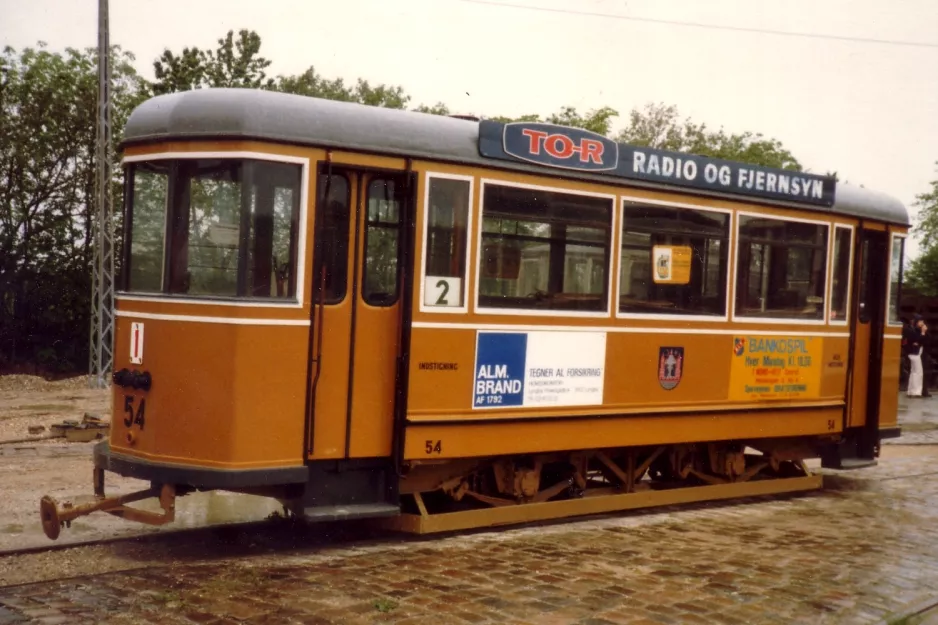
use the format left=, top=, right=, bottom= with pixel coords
left=122, top=88, right=910, bottom=226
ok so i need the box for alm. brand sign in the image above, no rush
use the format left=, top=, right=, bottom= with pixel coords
left=472, top=330, right=607, bottom=409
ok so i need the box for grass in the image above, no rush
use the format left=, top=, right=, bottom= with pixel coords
left=373, top=598, right=398, bottom=613
left=153, top=590, right=186, bottom=610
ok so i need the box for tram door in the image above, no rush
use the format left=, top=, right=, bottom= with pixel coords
left=848, top=228, right=887, bottom=456
left=307, top=167, right=410, bottom=460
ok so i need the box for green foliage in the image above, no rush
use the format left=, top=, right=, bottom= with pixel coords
left=905, top=241, right=938, bottom=296
left=493, top=106, right=619, bottom=136
left=152, top=29, right=275, bottom=93
left=151, top=47, right=206, bottom=95
left=152, top=29, right=413, bottom=109
left=912, top=162, right=938, bottom=248
left=617, top=103, right=803, bottom=170
left=373, top=598, right=397, bottom=613
left=204, top=30, right=274, bottom=89
left=0, top=42, right=146, bottom=372
left=906, top=163, right=938, bottom=299
left=275, top=71, right=410, bottom=109
left=546, top=106, right=619, bottom=136
left=272, top=67, right=358, bottom=101
left=414, top=102, right=451, bottom=116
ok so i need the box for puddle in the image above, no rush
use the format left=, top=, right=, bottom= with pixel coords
left=117, top=488, right=286, bottom=531
left=3, top=490, right=286, bottom=552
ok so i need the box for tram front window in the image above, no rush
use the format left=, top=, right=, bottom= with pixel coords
left=127, top=161, right=169, bottom=293
left=123, top=158, right=302, bottom=301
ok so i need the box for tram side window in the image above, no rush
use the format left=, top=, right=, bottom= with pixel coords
left=478, top=183, right=611, bottom=313
left=858, top=237, right=871, bottom=323
left=829, top=227, right=852, bottom=322
left=619, top=203, right=729, bottom=316
left=888, top=235, right=905, bottom=325
left=423, top=177, right=471, bottom=308
left=735, top=216, right=829, bottom=320
left=127, top=162, right=169, bottom=292
left=140, top=158, right=303, bottom=300
left=315, top=174, right=351, bottom=303
left=363, top=178, right=403, bottom=306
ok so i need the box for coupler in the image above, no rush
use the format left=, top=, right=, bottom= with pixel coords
left=39, top=468, right=176, bottom=540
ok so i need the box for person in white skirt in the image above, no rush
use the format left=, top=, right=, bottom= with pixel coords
left=905, top=314, right=925, bottom=397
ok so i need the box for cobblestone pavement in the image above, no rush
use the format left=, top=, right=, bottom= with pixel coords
left=1, top=443, right=938, bottom=625
left=884, top=395, right=938, bottom=445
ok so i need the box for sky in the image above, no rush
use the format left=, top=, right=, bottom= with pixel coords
left=2, top=0, right=937, bottom=258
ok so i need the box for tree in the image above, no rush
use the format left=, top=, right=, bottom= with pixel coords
left=274, top=70, right=412, bottom=109
left=152, top=30, right=415, bottom=110
left=271, top=66, right=356, bottom=101
left=544, top=106, right=618, bottom=136
left=151, top=47, right=205, bottom=95
left=492, top=106, right=619, bottom=136
left=905, top=163, right=938, bottom=298
left=911, top=162, right=938, bottom=248
left=152, top=29, right=275, bottom=94
left=905, top=245, right=938, bottom=297
left=352, top=79, right=410, bottom=109
left=617, top=103, right=803, bottom=170
left=0, top=43, right=146, bottom=372
left=204, top=30, right=274, bottom=89
left=414, top=102, right=451, bottom=116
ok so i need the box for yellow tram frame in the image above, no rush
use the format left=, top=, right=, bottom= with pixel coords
left=39, top=89, right=909, bottom=538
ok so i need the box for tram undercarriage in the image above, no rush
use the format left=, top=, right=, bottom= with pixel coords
left=382, top=439, right=826, bottom=533
left=39, top=438, right=828, bottom=540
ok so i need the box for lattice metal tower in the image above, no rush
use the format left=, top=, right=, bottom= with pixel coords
left=89, top=0, right=115, bottom=388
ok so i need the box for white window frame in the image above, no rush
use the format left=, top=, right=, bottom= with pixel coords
left=474, top=178, right=616, bottom=319
left=827, top=224, right=855, bottom=326
left=732, top=210, right=832, bottom=326
left=886, top=231, right=907, bottom=327
left=417, top=172, right=475, bottom=314
left=124, top=161, right=170, bottom=296
left=118, top=151, right=310, bottom=309
left=616, top=195, right=733, bottom=322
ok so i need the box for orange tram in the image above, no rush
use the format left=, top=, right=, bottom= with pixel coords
left=40, top=88, right=911, bottom=539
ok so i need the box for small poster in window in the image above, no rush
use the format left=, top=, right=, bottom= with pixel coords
left=652, top=245, right=691, bottom=285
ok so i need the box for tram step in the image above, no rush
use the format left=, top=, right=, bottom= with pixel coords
left=301, top=503, right=400, bottom=522
left=834, top=458, right=878, bottom=470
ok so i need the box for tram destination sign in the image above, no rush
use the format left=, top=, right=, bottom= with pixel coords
left=478, top=120, right=836, bottom=207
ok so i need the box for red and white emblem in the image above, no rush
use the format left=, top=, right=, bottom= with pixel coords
left=130, top=322, right=144, bottom=365
left=658, top=346, right=684, bottom=391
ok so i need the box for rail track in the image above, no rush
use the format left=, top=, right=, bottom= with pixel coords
left=2, top=463, right=935, bottom=589
left=0, top=522, right=257, bottom=559
left=8, top=466, right=938, bottom=559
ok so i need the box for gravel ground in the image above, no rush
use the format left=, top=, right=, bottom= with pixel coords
left=0, top=374, right=110, bottom=443
left=0, top=374, right=283, bottom=587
